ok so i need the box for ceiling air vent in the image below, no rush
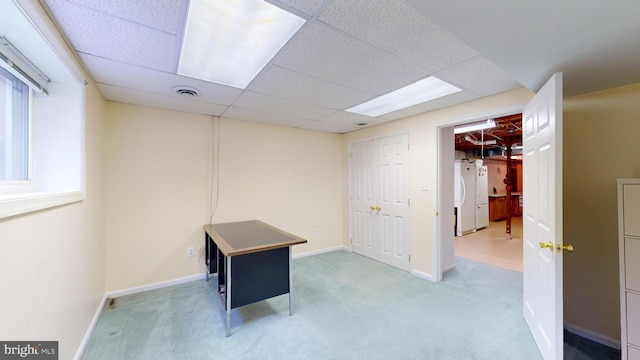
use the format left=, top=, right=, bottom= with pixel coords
left=172, top=86, right=199, bottom=97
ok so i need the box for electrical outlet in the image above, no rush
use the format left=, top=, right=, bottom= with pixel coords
left=315, top=228, right=320, bottom=237
left=187, top=247, right=195, bottom=257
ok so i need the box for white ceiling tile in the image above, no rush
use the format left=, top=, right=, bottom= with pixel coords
left=414, top=90, right=481, bottom=112
left=318, top=111, right=384, bottom=126
left=223, top=107, right=311, bottom=128
left=268, top=0, right=327, bottom=17
left=80, top=54, right=242, bottom=105
left=66, top=0, right=188, bottom=34
left=436, top=56, right=523, bottom=96
left=45, top=0, right=179, bottom=72
left=97, top=84, right=228, bottom=116
left=273, top=21, right=428, bottom=95
left=248, top=65, right=374, bottom=109
left=298, top=121, right=362, bottom=134
left=232, top=91, right=337, bottom=120
left=378, top=91, right=481, bottom=121
left=318, top=0, right=477, bottom=73
left=377, top=106, right=432, bottom=121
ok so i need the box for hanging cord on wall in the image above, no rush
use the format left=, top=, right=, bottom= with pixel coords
left=200, top=116, right=221, bottom=270
left=209, top=116, right=220, bottom=224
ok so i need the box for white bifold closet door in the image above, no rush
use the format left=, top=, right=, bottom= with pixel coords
left=350, top=133, right=412, bottom=271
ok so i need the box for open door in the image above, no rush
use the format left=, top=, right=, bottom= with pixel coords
left=522, top=72, right=570, bottom=360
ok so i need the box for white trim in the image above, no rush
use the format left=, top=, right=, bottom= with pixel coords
left=105, top=273, right=206, bottom=299
left=412, top=269, right=435, bottom=282
left=564, top=321, right=621, bottom=350
left=74, top=294, right=108, bottom=360
left=442, top=263, right=456, bottom=273
left=431, top=104, right=527, bottom=129
left=293, top=246, right=349, bottom=259
left=0, top=190, right=83, bottom=219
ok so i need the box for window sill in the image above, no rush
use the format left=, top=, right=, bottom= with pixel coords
left=0, top=191, right=83, bottom=219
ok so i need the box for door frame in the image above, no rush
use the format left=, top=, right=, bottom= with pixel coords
left=348, top=131, right=413, bottom=271
left=432, top=105, right=526, bottom=282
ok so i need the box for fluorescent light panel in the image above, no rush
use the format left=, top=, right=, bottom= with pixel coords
left=345, top=76, right=461, bottom=117
left=178, top=0, right=306, bottom=89
left=454, top=119, right=497, bottom=134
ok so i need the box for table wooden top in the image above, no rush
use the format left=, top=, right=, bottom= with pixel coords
left=203, top=220, right=307, bottom=256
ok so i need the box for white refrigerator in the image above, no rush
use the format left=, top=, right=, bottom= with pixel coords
left=475, top=165, right=489, bottom=230
left=454, top=160, right=476, bottom=236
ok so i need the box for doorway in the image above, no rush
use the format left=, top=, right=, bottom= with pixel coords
left=453, top=113, right=524, bottom=271
left=435, top=109, right=525, bottom=279
left=452, top=114, right=523, bottom=271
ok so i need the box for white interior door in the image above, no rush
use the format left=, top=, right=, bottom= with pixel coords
left=377, top=134, right=411, bottom=270
left=351, top=140, right=377, bottom=260
left=522, top=72, right=564, bottom=360
left=350, top=134, right=412, bottom=271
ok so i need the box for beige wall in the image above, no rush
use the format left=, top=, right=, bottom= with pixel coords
left=212, top=118, right=344, bottom=254
left=563, top=82, right=640, bottom=342
left=342, top=87, right=534, bottom=276
left=104, top=106, right=344, bottom=291
left=104, top=103, right=211, bottom=291
left=0, top=82, right=106, bottom=359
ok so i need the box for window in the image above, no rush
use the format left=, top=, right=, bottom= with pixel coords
left=0, top=66, right=30, bottom=182
left=0, top=0, right=85, bottom=218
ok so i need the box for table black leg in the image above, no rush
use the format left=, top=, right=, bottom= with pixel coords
left=226, top=255, right=232, bottom=337
left=205, top=233, right=210, bottom=281
left=289, top=247, right=293, bottom=316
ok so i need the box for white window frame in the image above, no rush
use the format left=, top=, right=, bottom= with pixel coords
left=0, top=0, right=85, bottom=219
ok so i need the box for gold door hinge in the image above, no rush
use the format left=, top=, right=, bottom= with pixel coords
left=408, top=199, right=411, bottom=207
left=408, top=255, right=411, bottom=262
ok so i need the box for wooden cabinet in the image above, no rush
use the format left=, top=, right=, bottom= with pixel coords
left=618, top=179, right=640, bottom=360
left=488, top=194, right=521, bottom=222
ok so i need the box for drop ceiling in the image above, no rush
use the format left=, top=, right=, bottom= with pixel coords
left=39, top=0, right=640, bottom=133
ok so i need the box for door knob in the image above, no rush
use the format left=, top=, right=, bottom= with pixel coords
left=375, top=206, right=382, bottom=211
left=556, top=244, right=574, bottom=253
left=370, top=205, right=376, bottom=210
left=539, top=241, right=554, bottom=250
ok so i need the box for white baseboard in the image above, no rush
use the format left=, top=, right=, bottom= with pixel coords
left=74, top=294, right=107, bottom=360
left=442, top=263, right=456, bottom=273
left=412, top=269, right=434, bottom=282
left=564, top=321, right=621, bottom=350
left=411, top=264, right=454, bottom=283
left=293, top=245, right=349, bottom=259
left=105, top=273, right=206, bottom=299
left=75, top=274, right=206, bottom=359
